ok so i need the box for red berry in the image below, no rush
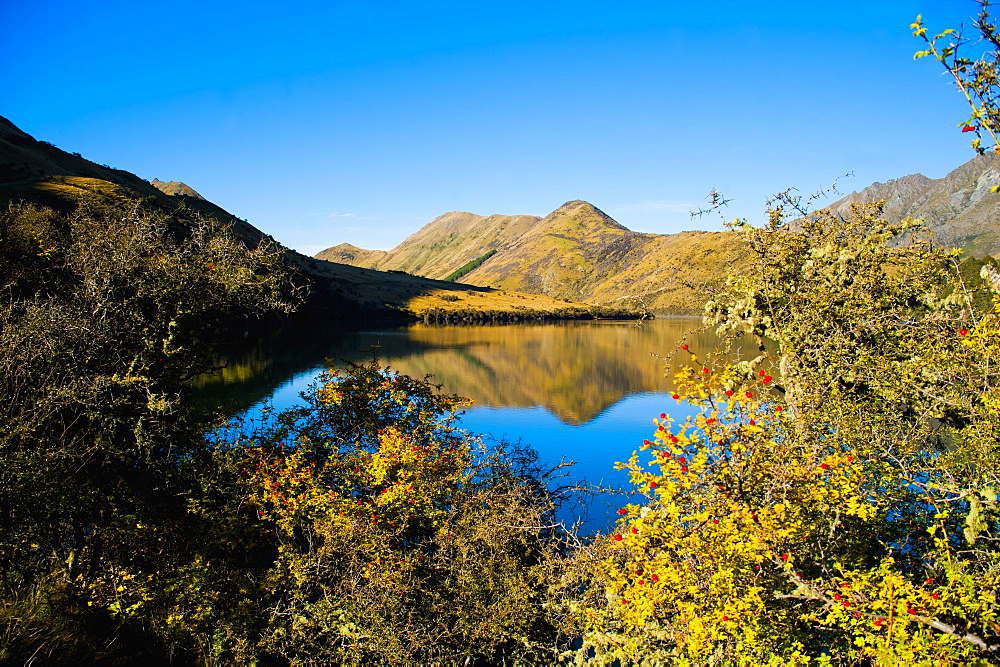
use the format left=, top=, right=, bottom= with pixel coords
left=780, top=554, right=789, bottom=561
left=642, top=439, right=651, bottom=445
left=712, top=519, right=719, bottom=524
left=908, top=608, right=917, bottom=615
left=725, top=390, right=734, bottom=397
left=681, top=466, right=688, bottom=472
left=671, top=394, right=680, bottom=399
left=820, top=463, right=829, bottom=470
left=651, top=574, right=659, bottom=582
left=874, top=618, right=884, bottom=626
left=959, top=328, right=969, bottom=335
left=650, top=481, right=658, bottom=488
left=660, top=413, right=666, bottom=419
left=931, top=592, right=940, bottom=600
left=722, top=615, right=729, bottom=621
left=763, top=375, right=772, bottom=384
left=618, top=508, right=628, bottom=515
left=630, top=526, right=638, bottom=534
left=759, top=370, right=766, bottom=377
left=638, top=579, right=645, bottom=585
left=614, top=534, right=623, bottom=541
left=962, top=125, right=977, bottom=132
left=702, top=368, right=709, bottom=374
left=681, top=344, right=689, bottom=350
left=925, top=578, right=933, bottom=584
left=746, top=392, right=753, bottom=398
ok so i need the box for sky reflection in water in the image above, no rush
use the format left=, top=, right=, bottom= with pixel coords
left=213, top=319, right=722, bottom=533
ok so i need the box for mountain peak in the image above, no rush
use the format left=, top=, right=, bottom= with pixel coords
left=538, top=200, right=629, bottom=234
left=151, top=178, right=205, bottom=199
left=552, top=199, right=604, bottom=214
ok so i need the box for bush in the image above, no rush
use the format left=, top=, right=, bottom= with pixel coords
left=563, top=199, right=1000, bottom=664
left=95, top=359, right=575, bottom=664
left=0, top=197, right=296, bottom=659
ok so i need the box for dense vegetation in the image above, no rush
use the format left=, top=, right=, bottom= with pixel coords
left=568, top=199, right=1000, bottom=664
left=0, top=197, right=576, bottom=663
left=0, top=198, right=294, bottom=662
left=417, top=303, right=644, bottom=324
left=4, top=4, right=1000, bottom=665
left=444, top=249, right=497, bottom=282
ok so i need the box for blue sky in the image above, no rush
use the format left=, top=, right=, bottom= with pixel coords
left=0, top=0, right=982, bottom=254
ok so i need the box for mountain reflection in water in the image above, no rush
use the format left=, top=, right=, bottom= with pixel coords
left=198, top=318, right=733, bottom=424
left=195, top=318, right=744, bottom=531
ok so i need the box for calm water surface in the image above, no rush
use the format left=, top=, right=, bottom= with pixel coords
left=201, top=318, right=728, bottom=531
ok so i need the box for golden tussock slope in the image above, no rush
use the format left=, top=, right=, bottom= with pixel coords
left=317, top=200, right=749, bottom=315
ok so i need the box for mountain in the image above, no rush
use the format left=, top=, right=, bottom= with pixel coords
left=0, top=116, right=622, bottom=324
left=825, top=153, right=1000, bottom=255
left=317, top=200, right=747, bottom=315
left=318, top=154, right=1000, bottom=314
left=317, top=211, right=542, bottom=277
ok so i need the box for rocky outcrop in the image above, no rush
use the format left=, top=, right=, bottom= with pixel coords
left=826, top=153, right=1000, bottom=255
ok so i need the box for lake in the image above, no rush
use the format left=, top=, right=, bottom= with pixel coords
left=198, top=317, right=728, bottom=532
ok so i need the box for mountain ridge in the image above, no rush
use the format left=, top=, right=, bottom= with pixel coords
left=317, top=199, right=746, bottom=314
left=318, top=155, right=1000, bottom=314
left=826, top=153, right=1000, bottom=254
left=0, top=116, right=627, bottom=324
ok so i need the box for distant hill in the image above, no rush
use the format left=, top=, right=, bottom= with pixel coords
left=0, top=116, right=622, bottom=324
left=317, top=211, right=542, bottom=277
left=317, top=200, right=747, bottom=315
left=150, top=178, right=205, bottom=199
left=826, top=153, right=1000, bottom=255
left=319, top=156, right=1000, bottom=314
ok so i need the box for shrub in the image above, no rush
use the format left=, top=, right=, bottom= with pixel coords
left=564, top=199, right=1000, bottom=664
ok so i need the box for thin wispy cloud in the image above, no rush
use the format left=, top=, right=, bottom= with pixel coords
left=326, top=212, right=379, bottom=223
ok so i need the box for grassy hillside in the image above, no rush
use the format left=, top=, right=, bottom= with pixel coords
left=318, top=242, right=389, bottom=268
left=317, top=155, right=1000, bottom=313
left=461, top=201, right=745, bottom=314
left=316, top=210, right=541, bottom=279
left=318, top=200, right=747, bottom=315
